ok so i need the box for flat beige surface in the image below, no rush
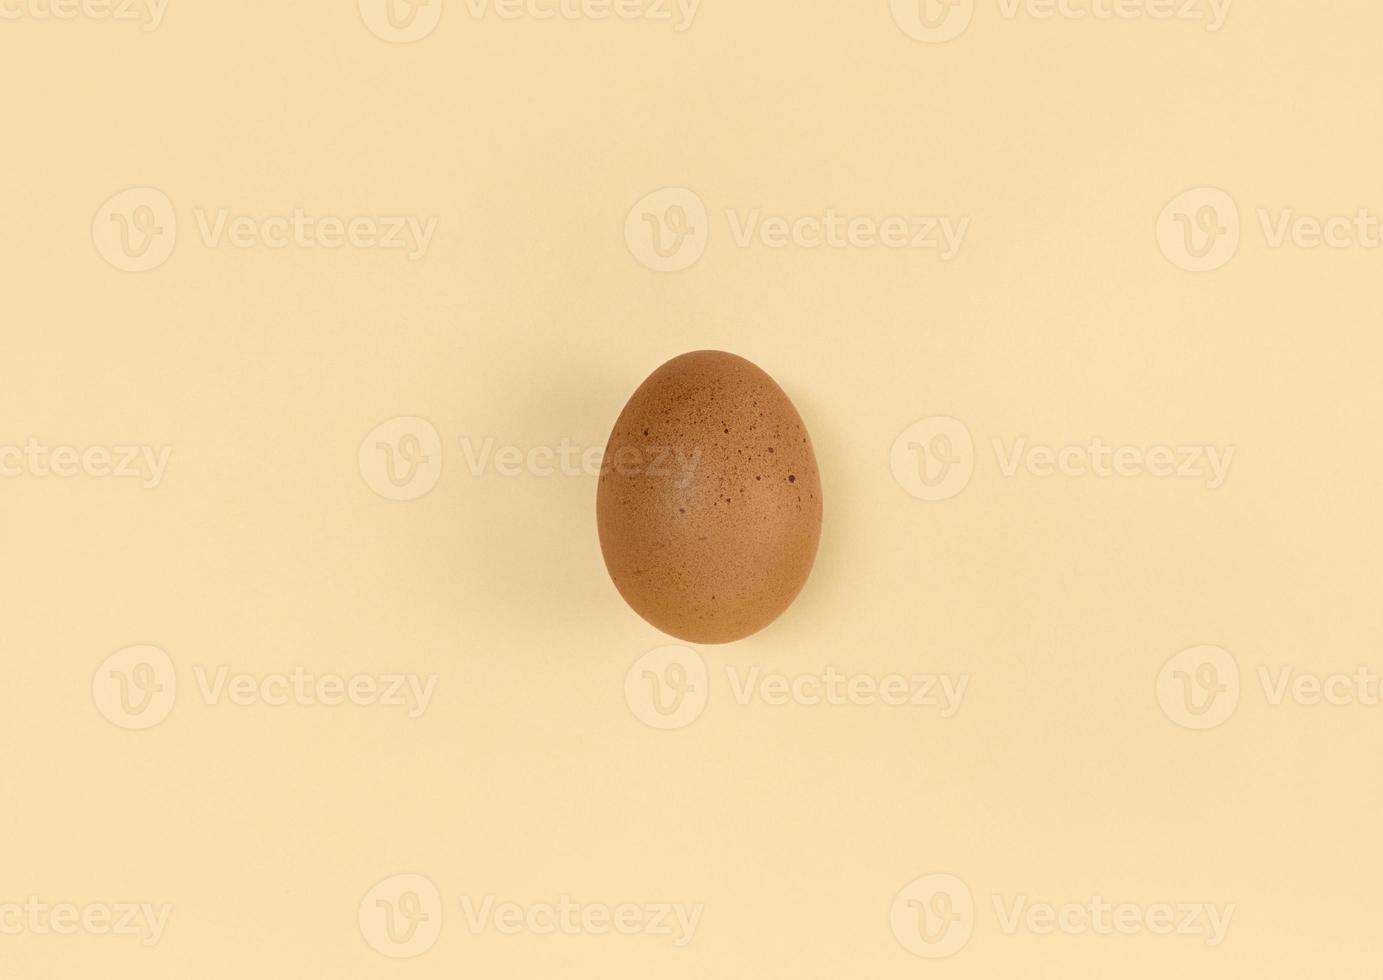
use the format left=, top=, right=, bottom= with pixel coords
left=3, top=1, right=1382, bottom=976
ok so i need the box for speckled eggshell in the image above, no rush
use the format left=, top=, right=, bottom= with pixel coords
left=596, top=350, right=823, bottom=644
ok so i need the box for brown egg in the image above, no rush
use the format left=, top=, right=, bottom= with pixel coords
left=596, top=351, right=823, bottom=644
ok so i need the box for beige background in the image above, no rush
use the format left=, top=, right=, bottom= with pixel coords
left=3, top=0, right=1382, bottom=976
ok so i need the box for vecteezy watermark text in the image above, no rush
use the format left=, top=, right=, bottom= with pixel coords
left=1158, top=644, right=1383, bottom=730
left=93, top=645, right=439, bottom=730
left=93, top=188, right=438, bottom=272
left=625, top=646, right=970, bottom=730
left=358, top=874, right=702, bottom=959
left=0, top=898, right=172, bottom=947
left=459, top=896, right=702, bottom=945
left=465, top=436, right=700, bottom=484
left=358, top=417, right=704, bottom=501
left=1159, top=186, right=1383, bottom=272
left=891, top=0, right=1231, bottom=44
left=0, top=0, right=169, bottom=30
left=892, top=416, right=1235, bottom=501
left=357, top=0, right=700, bottom=43
left=0, top=439, right=171, bottom=489
left=724, top=208, right=969, bottom=256
left=625, top=187, right=970, bottom=272
left=890, top=873, right=1234, bottom=959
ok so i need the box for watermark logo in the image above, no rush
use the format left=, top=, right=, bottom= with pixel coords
left=358, top=0, right=444, bottom=42
left=93, top=650, right=439, bottom=726
left=359, top=874, right=444, bottom=959
left=627, top=188, right=968, bottom=270
left=92, top=187, right=178, bottom=273
left=1157, top=187, right=1241, bottom=272
left=1157, top=644, right=1240, bottom=730
left=360, top=416, right=444, bottom=501
left=361, top=428, right=701, bottom=498
left=625, top=646, right=709, bottom=730
left=893, top=416, right=1235, bottom=499
left=891, top=0, right=975, bottom=43
left=1159, top=646, right=1383, bottom=728
left=1163, top=187, right=1383, bottom=270
left=891, top=416, right=975, bottom=501
left=361, top=0, right=699, bottom=38
left=892, top=875, right=1235, bottom=956
left=360, top=876, right=701, bottom=953
left=92, top=645, right=178, bottom=730
left=93, top=188, right=438, bottom=270
left=626, top=648, right=969, bottom=728
left=625, top=187, right=708, bottom=273
left=891, top=873, right=975, bottom=959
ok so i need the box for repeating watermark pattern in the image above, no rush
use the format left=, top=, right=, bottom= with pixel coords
left=1159, top=186, right=1383, bottom=271
left=358, top=874, right=702, bottom=958
left=359, top=0, right=699, bottom=42
left=0, top=898, right=172, bottom=947
left=93, top=187, right=438, bottom=272
left=625, top=646, right=968, bottom=730
left=93, top=646, right=438, bottom=730
left=360, top=425, right=703, bottom=501
left=1158, top=645, right=1383, bottom=730
left=359, top=416, right=444, bottom=502
left=892, top=416, right=1235, bottom=501
left=0, top=439, right=171, bottom=489
left=625, top=187, right=969, bottom=272
left=891, top=874, right=1234, bottom=958
left=0, top=0, right=169, bottom=30
left=892, top=0, right=1231, bottom=43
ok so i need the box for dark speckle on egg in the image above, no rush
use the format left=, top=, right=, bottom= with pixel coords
left=596, top=350, right=823, bottom=644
